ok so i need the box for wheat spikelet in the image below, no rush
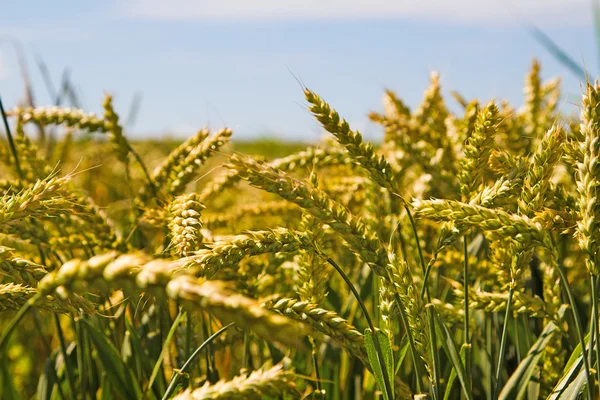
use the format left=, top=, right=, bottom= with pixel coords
left=294, top=171, right=329, bottom=305
left=0, top=282, right=91, bottom=313
left=539, top=260, right=566, bottom=397
left=0, top=247, right=48, bottom=286
left=153, top=128, right=210, bottom=187
left=7, top=106, right=107, bottom=132
left=37, top=251, right=133, bottom=297
left=167, top=276, right=310, bottom=347
left=386, top=254, right=430, bottom=366
left=14, top=115, right=50, bottom=181
left=413, top=198, right=545, bottom=245
left=574, top=82, right=600, bottom=274
left=199, top=146, right=351, bottom=204
left=295, top=209, right=328, bottom=305
left=456, top=287, right=546, bottom=317
left=168, top=193, right=205, bottom=256
left=226, top=155, right=389, bottom=276
left=458, top=101, right=501, bottom=199
left=136, top=128, right=210, bottom=208
left=370, top=89, right=412, bottom=147
left=270, top=297, right=367, bottom=362
left=172, top=364, right=299, bottom=400
left=0, top=175, right=72, bottom=228
left=523, top=58, right=543, bottom=147
left=167, top=128, right=232, bottom=197
left=518, top=125, right=565, bottom=217
left=186, top=228, right=312, bottom=278
left=305, top=88, right=402, bottom=198
left=102, top=94, right=130, bottom=163
left=413, top=72, right=449, bottom=150
left=0, top=283, right=69, bottom=313
left=541, top=77, right=561, bottom=128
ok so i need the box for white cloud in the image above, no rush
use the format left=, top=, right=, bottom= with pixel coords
left=119, top=0, right=591, bottom=25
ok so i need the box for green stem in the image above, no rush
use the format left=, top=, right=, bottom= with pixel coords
left=554, top=260, right=594, bottom=399
left=420, top=258, right=436, bottom=300
left=310, top=336, right=324, bottom=399
left=0, top=96, right=24, bottom=180
left=405, top=206, right=441, bottom=399
left=426, top=307, right=441, bottom=400
left=589, top=277, right=596, bottom=387
left=405, top=206, right=426, bottom=276
left=391, top=290, right=424, bottom=393
left=592, top=274, right=600, bottom=393
left=463, top=236, right=471, bottom=391
left=129, top=144, right=157, bottom=197
left=32, top=311, right=67, bottom=400
left=513, top=318, right=521, bottom=365
left=54, top=314, right=77, bottom=396
left=162, top=323, right=234, bottom=400
left=325, top=257, right=394, bottom=400
left=486, top=315, right=493, bottom=400
left=0, top=98, right=24, bottom=180
left=144, top=308, right=185, bottom=399
left=493, top=284, right=513, bottom=400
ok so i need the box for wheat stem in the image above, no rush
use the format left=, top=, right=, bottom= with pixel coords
left=324, top=256, right=394, bottom=400
left=162, top=322, right=234, bottom=400
left=493, top=285, right=513, bottom=400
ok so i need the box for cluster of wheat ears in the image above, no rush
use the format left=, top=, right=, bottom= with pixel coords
left=0, top=59, right=598, bottom=399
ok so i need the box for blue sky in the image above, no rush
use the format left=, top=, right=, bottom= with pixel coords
left=0, top=1, right=597, bottom=140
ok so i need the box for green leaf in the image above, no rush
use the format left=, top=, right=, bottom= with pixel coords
left=36, top=358, right=57, bottom=400
left=144, top=309, right=185, bottom=399
left=100, top=373, right=113, bottom=400
left=554, top=366, right=586, bottom=400
left=81, top=319, right=141, bottom=400
left=443, top=345, right=466, bottom=400
left=395, top=335, right=410, bottom=374
left=434, top=312, right=473, bottom=400
left=365, top=328, right=394, bottom=400
left=561, top=332, right=590, bottom=375
left=125, top=318, right=154, bottom=384
left=547, top=352, right=584, bottom=399
left=498, top=319, right=558, bottom=400
left=162, top=322, right=234, bottom=400
left=528, top=25, right=586, bottom=80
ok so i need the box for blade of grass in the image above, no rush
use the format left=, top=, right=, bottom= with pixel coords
left=463, top=236, right=471, bottom=391
left=325, top=257, right=394, bottom=400
left=365, top=329, right=395, bottom=400
left=162, top=322, right=234, bottom=400
left=547, top=346, right=586, bottom=399
left=528, top=25, right=586, bottom=80
left=593, top=274, right=600, bottom=393
left=547, top=231, right=595, bottom=398
left=498, top=306, right=566, bottom=400
left=0, top=95, right=23, bottom=179
left=443, top=343, right=466, bottom=400
left=406, top=206, right=441, bottom=399
left=493, top=285, right=514, bottom=399
left=435, top=311, right=473, bottom=400
left=144, top=308, right=185, bottom=399
left=81, top=319, right=141, bottom=399
left=53, top=314, right=77, bottom=397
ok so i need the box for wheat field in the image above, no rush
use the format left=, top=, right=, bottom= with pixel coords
left=0, top=59, right=596, bottom=399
